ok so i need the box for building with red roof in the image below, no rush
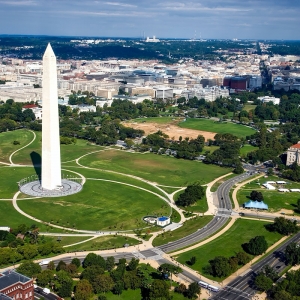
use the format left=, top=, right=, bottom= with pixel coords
left=286, top=142, right=300, bottom=166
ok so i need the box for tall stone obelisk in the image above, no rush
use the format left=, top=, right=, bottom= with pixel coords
left=41, top=43, right=62, bottom=190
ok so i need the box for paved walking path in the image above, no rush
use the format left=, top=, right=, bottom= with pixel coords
left=9, top=130, right=36, bottom=165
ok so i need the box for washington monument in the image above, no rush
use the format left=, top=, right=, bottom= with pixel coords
left=41, top=43, right=62, bottom=190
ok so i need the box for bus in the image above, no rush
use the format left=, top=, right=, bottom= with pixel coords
left=198, top=281, right=209, bottom=289
left=208, top=284, right=219, bottom=292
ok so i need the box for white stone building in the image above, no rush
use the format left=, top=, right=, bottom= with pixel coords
left=286, top=143, right=300, bottom=166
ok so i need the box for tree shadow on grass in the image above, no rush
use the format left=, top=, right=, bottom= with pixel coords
left=30, top=151, right=41, bottom=181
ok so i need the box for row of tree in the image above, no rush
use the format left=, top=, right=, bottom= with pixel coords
left=16, top=253, right=201, bottom=300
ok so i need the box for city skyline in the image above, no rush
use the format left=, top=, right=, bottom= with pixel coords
left=0, top=0, right=299, bottom=40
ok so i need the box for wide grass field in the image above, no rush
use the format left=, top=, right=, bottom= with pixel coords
left=131, top=117, right=183, bottom=124
left=176, top=219, right=282, bottom=280
left=64, top=166, right=167, bottom=198
left=17, top=179, right=171, bottom=231
left=179, top=119, right=255, bottom=138
left=46, top=235, right=94, bottom=247
left=237, top=175, right=300, bottom=213
left=0, top=129, right=34, bottom=163
left=78, top=149, right=230, bottom=186
left=65, top=235, right=139, bottom=251
left=11, top=131, right=104, bottom=165
left=153, top=216, right=213, bottom=247
left=0, top=166, right=35, bottom=198
left=0, top=200, right=54, bottom=232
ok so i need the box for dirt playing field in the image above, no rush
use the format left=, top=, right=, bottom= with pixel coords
left=124, top=121, right=216, bottom=141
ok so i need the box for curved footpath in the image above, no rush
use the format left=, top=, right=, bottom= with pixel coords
left=4, top=131, right=299, bottom=298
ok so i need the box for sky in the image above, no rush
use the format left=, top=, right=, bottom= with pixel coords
left=0, top=0, right=300, bottom=40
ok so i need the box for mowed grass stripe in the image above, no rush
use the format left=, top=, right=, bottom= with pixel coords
left=179, top=119, right=255, bottom=138
left=18, top=179, right=171, bottom=231
left=79, top=149, right=230, bottom=186
left=12, top=131, right=105, bottom=165
left=65, top=166, right=168, bottom=198
left=0, top=130, right=34, bottom=163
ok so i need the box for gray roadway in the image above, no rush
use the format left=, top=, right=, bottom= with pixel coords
left=212, top=232, right=300, bottom=300
left=46, top=171, right=298, bottom=300
left=158, top=173, right=251, bottom=253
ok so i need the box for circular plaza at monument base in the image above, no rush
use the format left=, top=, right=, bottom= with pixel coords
left=19, top=179, right=82, bottom=197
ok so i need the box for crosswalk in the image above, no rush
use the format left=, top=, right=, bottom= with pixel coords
left=132, top=248, right=164, bottom=261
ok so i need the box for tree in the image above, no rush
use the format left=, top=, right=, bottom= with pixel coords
left=250, top=190, right=264, bottom=201
left=176, top=182, right=205, bottom=207
left=47, top=261, right=55, bottom=270
left=83, top=253, right=106, bottom=269
left=127, top=258, right=139, bottom=271
left=189, top=256, right=196, bottom=266
left=271, top=217, right=298, bottom=235
left=56, top=260, right=67, bottom=271
left=105, top=256, right=115, bottom=271
left=208, top=256, right=232, bottom=277
left=149, top=279, right=169, bottom=300
left=74, top=279, right=93, bottom=300
left=36, top=269, right=53, bottom=287
left=81, top=265, right=105, bottom=283
left=186, top=282, right=201, bottom=299
left=112, top=281, right=124, bottom=296
left=233, top=163, right=244, bottom=174
left=285, top=242, right=300, bottom=265
left=93, top=274, right=114, bottom=293
left=175, top=283, right=187, bottom=294
left=17, top=261, right=41, bottom=277
left=71, top=257, right=81, bottom=268
left=246, top=236, right=268, bottom=255
left=55, top=270, right=73, bottom=298
left=255, top=273, right=273, bottom=291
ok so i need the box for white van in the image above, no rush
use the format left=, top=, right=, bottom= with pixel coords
left=42, top=288, right=50, bottom=294
left=39, top=259, right=52, bottom=266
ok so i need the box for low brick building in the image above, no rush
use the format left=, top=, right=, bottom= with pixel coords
left=0, top=270, right=34, bottom=300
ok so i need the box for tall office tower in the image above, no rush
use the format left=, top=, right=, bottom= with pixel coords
left=41, top=43, right=62, bottom=190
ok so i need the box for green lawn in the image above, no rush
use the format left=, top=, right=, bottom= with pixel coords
left=45, top=235, right=94, bottom=247
left=176, top=219, right=282, bottom=281
left=78, top=149, right=230, bottom=186
left=0, top=200, right=60, bottom=232
left=240, top=144, right=259, bottom=156
left=18, top=179, right=171, bottom=231
left=152, top=216, right=213, bottom=247
left=130, top=117, right=183, bottom=124
left=237, top=175, right=300, bottom=213
left=0, top=129, right=34, bottom=163
left=11, top=131, right=104, bottom=165
left=64, top=166, right=167, bottom=198
left=179, top=119, right=255, bottom=138
left=243, top=104, right=257, bottom=112
left=0, top=166, right=36, bottom=198
left=64, top=235, right=139, bottom=251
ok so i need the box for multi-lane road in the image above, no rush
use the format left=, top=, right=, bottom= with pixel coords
left=38, top=170, right=299, bottom=300
left=212, top=232, right=300, bottom=300
left=158, top=173, right=251, bottom=253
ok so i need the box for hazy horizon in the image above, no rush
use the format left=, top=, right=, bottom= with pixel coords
left=0, top=0, right=299, bottom=40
